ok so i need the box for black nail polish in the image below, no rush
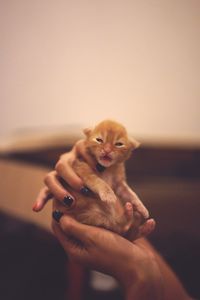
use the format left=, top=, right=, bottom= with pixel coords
left=63, top=196, right=74, bottom=207
left=80, top=186, right=91, bottom=196
left=96, top=163, right=106, bottom=173
left=52, top=210, right=63, bottom=222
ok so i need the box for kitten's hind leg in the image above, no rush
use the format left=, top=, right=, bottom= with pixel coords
left=115, top=181, right=149, bottom=219
left=123, top=202, right=155, bottom=240
left=121, top=202, right=141, bottom=239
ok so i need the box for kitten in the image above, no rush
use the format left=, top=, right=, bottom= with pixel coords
left=54, top=120, right=150, bottom=235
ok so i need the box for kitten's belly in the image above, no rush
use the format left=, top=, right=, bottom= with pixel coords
left=53, top=191, right=128, bottom=234
left=99, top=171, right=114, bottom=187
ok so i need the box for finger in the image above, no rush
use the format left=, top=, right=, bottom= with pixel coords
left=75, top=140, right=96, bottom=170
left=58, top=215, right=93, bottom=245
left=136, top=218, right=156, bottom=239
left=127, top=218, right=156, bottom=241
left=52, top=220, right=88, bottom=259
left=52, top=216, right=93, bottom=263
left=44, top=171, right=76, bottom=208
left=32, top=187, right=52, bottom=212
left=55, top=155, right=83, bottom=191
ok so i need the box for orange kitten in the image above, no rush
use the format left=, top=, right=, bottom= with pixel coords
left=54, top=120, right=149, bottom=235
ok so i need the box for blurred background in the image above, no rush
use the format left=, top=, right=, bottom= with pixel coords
left=1, top=0, right=200, bottom=143
left=0, top=1, right=200, bottom=300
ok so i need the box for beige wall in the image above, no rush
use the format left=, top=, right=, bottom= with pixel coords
left=1, top=0, right=200, bottom=143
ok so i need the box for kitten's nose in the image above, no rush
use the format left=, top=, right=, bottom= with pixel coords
left=103, top=143, right=112, bottom=154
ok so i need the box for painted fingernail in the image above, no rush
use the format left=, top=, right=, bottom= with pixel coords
left=52, top=210, right=63, bottom=222
left=63, top=196, right=74, bottom=207
left=80, top=186, right=91, bottom=196
left=96, top=163, right=106, bottom=173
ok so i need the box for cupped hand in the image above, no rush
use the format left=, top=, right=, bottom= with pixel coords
left=52, top=214, right=163, bottom=300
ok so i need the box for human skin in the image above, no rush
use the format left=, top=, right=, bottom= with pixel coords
left=33, top=140, right=191, bottom=300
left=52, top=215, right=190, bottom=300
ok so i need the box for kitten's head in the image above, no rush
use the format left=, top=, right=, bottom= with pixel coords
left=83, top=120, right=140, bottom=167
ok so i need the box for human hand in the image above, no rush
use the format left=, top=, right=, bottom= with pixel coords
left=52, top=214, right=163, bottom=300
left=32, top=139, right=96, bottom=212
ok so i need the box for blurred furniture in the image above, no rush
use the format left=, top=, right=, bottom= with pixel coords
left=0, top=132, right=200, bottom=299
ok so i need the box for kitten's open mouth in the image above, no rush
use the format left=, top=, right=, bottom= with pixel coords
left=100, top=155, right=112, bottom=162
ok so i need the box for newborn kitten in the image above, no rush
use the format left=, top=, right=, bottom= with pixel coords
left=54, top=120, right=149, bottom=235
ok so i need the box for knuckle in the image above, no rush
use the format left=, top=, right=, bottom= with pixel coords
left=76, top=140, right=85, bottom=153
left=60, top=153, right=68, bottom=160
left=75, top=140, right=81, bottom=148
left=76, top=139, right=83, bottom=147
left=44, top=172, right=53, bottom=185
left=55, top=161, right=64, bottom=173
left=62, top=219, right=73, bottom=232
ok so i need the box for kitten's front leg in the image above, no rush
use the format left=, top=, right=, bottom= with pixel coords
left=115, top=181, right=149, bottom=219
left=73, top=160, right=117, bottom=204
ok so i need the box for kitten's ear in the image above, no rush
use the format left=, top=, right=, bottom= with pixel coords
left=83, top=127, right=92, bottom=137
left=129, top=137, right=140, bottom=150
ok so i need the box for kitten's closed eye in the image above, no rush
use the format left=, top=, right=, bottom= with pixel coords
left=96, top=137, right=104, bottom=144
left=115, top=142, right=124, bottom=147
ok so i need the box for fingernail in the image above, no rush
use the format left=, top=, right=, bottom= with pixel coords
left=80, top=186, right=91, bottom=196
left=52, top=210, right=63, bottom=222
left=63, top=196, right=74, bottom=207
left=96, top=163, right=106, bottom=173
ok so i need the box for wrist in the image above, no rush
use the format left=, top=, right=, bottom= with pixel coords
left=119, top=240, right=164, bottom=300
left=125, top=260, right=163, bottom=300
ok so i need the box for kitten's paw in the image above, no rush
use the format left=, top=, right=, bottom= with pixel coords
left=99, top=190, right=117, bottom=203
